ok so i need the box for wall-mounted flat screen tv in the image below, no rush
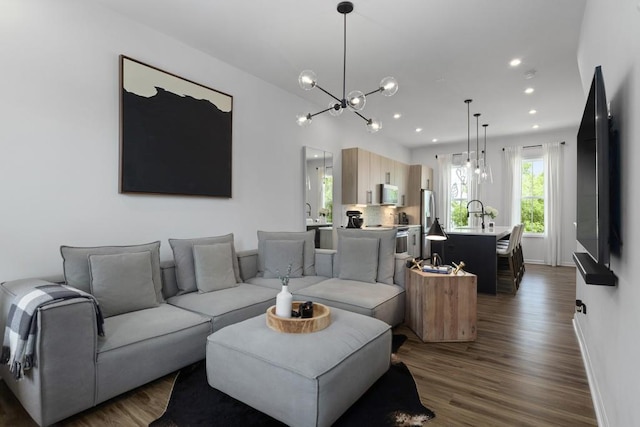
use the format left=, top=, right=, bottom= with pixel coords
left=576, top=66, right=610, bottom=265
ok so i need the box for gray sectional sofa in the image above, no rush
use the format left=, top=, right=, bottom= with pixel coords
left=0, top=228, right=409, bottom=426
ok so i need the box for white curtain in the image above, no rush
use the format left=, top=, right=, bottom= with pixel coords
left=543, top=142, right=563, bottom=266
left=502, top=146, right=522, bottom=226
left=436, top=154, right=453, bottom=229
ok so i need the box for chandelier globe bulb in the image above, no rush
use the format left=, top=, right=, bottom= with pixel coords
left=347, top=90, right=366, bottom=111
left=298, top=70, right=317, bottom=90
left=366, top=118, right=382, bottom=133
left=296, top=113, right=313, bottom=127
left=380, top=77, right=398, bottom=96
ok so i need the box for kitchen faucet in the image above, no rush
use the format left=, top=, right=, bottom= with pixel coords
left=466, top=199, right=486, bottom=230
left=306, top=203, right=312, bottom=218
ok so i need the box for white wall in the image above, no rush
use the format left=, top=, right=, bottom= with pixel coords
left=410, top=126, right=578, bottom=266
left=574, top=1, right=640, bottom=425
left=0, top=0, right=409, bottom=281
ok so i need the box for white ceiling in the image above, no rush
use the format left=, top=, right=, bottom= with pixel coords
left=94, top=0, right=587, bottom=148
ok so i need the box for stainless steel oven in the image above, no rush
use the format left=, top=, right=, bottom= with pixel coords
left=395, top=228, right=408, bottom=253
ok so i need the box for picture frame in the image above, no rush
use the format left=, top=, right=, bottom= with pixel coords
left=119, top=55, right=233, bottom=197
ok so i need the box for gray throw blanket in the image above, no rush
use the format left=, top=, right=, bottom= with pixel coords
left=1, top=284, right=104, bottom=379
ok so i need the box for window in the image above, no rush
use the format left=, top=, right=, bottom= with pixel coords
left=520, top=158, right=544, bottom=233
left=449, top=164, right=469, bottom=228
left=322, top=174, right=333, bottom=223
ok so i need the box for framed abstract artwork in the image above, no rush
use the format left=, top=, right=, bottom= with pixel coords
left=119, top=55, right=233, bottom=197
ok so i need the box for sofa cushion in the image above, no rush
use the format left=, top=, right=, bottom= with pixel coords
left=294, top=277, right=405, bottom=326
left=167, top=284, right=278, bottom=332
left=257, top=230, right=315, bottom=276
left=60, top=241, right=164, bottom=303
left=88, top=251, right=159, bottom=317
left=338, top=237, right=379, bottom=283
left=245, top=275, right=328, bottom=293
left=263, top=240, right=304, bottom=279
left=335, top=228, right=396, bottom=285
left=169, top=234, right=242, bottom=294
left=96, top=303, right=212, bottom=403
left=193, top=243, right=238, bottom=293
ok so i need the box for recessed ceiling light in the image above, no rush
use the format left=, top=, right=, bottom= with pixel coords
left=509, top=58, right=522, bottom=67
left=415, top=128, right=423, bottom=133
left=524, top=87, right=535, bottom=94
left=532, top=124, right=540, bottom=129
left=393, top=113, right=402, bottom=119
left=432, top=138, right=438, bottom=143
left=529, top=109, right=537, bottom=115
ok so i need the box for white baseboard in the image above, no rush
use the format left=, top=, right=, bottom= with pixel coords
left=523, top=259, right=576, bottom=267
left=573, top=317, right=607, bottom=427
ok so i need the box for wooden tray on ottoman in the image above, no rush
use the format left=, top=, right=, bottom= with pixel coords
left=266, top=302, right=331, bottom=333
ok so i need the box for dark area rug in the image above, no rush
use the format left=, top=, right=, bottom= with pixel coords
left=150, top=334, right=434, bottom=426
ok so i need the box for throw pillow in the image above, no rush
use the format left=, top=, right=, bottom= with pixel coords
left=193, top=243, right=238, bottom=293
left=263, top=240, right=304, bottom=279
left=257, top=230, right=316, bottom=276
left=60, top=241, right=164, bottom=302
left=338, top=237, right=380, bottom=283
left=88, top=251, right=159, bottom=317
left=169, top=233, right=242, bottom=294
left=335, top=228, right=396, bottom=285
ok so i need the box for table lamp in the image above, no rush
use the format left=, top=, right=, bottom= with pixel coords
left=426, top=218, right=447, bottom=266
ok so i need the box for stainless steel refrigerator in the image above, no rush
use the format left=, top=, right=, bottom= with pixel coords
left=421, top=189, right=436, bottom=258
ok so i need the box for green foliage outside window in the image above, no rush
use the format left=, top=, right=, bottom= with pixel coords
left=323, top=176, right=333, bottom=223
left=451, top=201, right=469, bottom=227
left=521, top=160, right=544, bottom=233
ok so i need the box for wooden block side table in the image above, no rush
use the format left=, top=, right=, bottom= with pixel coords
left=405, top=268, right=477, bottom=342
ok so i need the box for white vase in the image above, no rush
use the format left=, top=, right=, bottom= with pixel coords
left=275, top=285, right=292, bottom=318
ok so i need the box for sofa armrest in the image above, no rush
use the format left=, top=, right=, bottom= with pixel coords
left=0, top=279, right=98, bottom=426
left=237, top=249, right=258, bottom=281
left=314, top=249, right=335, bottom=278
left=394, top=253, right=412, bottom=288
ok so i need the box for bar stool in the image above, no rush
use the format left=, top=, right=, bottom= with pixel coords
left=514, top=224, right=525, bottom=285
left=497, top=224, right=522, bottom=294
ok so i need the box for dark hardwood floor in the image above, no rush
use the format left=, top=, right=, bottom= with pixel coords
left=396, top=264, right=597, bottom=426
left=0, top=264, right=597, bottom=426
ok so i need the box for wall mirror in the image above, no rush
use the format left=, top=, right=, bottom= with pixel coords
left=304, top=146, right=334, bottom=248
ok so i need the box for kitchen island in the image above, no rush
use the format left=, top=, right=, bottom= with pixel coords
left=430, top=226, right=511, bottom=294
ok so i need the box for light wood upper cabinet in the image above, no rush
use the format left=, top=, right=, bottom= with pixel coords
left=395, top=161, right=409, bottom=207
left=380, top=156, right=395, bottom=186
left=342, top=147, right=373, bottom=205
left=425, top=166, right=434, bottom=191
left=342, top=147, right=412, bottom=206
left=407, top=164, right=434, bottom=206
left=369, top=151, right=381, bottom=205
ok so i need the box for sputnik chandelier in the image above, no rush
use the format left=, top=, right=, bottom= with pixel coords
left=296, top=1, right=398, bottom=133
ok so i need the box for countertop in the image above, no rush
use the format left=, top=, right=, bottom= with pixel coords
left=361, top=224, right=421, bottom=230
left=446, top=226, right=511, bottom=239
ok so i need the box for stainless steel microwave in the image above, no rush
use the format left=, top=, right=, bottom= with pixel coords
left=380, top=184, right=398, bottom=205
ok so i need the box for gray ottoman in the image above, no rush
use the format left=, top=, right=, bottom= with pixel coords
left=206, top=307, right=391, bottom=427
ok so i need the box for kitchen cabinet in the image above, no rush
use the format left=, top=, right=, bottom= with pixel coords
left=425, top=167, right=434, bottom=191
left=407, top=226, right=421, bottom=258
left=439, top=226, right=512, bottom=294
left=342, top=147, right=411, bottom=206
left=342, top=147, right=376, bottom=205
left=380, top=156, right=395, bottom=186
left=369, top=151, right=381, bottom=204
left=395, top=161, right=409, bottom=207
left=407, top=164, right=433, bottom=206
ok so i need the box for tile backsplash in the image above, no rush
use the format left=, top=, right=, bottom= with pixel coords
left=340, top=205, right=399, bottom=227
